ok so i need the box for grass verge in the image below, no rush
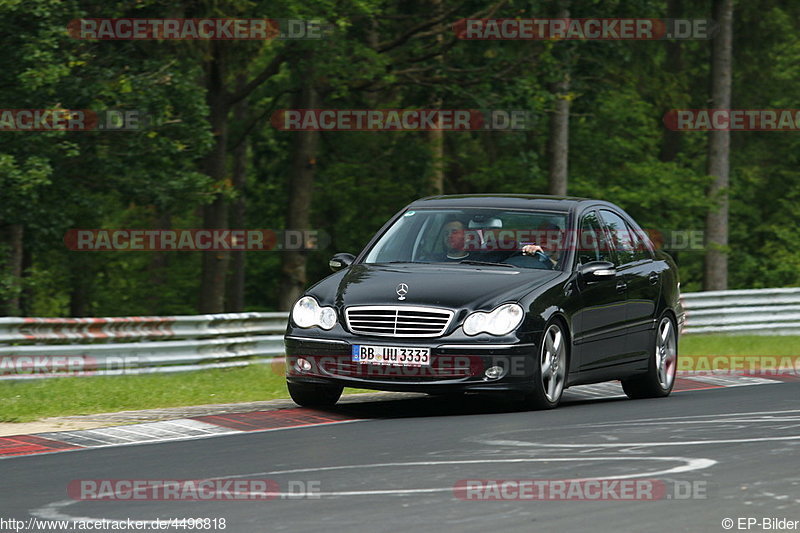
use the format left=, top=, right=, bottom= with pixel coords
left=680, top=334, right=800, bottom=356
left=679, top=334, right=800, bottom=372
left=1, top=363, right=292, bottom=423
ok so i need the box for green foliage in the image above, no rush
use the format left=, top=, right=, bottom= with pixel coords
left=2, top=0, right=799, bottom=316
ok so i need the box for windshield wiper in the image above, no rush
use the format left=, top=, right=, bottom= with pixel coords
left=457, top=260, right=516, bottom=268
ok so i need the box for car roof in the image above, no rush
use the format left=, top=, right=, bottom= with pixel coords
left=407, top=194, right=600, bottom=213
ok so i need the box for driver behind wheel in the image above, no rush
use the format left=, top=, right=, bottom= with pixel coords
left=521, top=222, right=564, bottom=268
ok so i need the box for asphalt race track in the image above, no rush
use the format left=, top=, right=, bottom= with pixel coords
left=1, top=381, right=799, bottom=533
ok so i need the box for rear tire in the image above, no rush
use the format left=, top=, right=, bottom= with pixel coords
left=523, top=320, right=568, bottom=410
left=622, top=315, right=677, bottom=399
left=288, top=382, right=343, bottom=407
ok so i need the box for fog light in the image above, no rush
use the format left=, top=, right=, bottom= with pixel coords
left=484, top=366, right=504, bottom=379
left=296, top=358, right=312, bottom=372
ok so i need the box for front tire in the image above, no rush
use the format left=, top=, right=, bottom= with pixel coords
left=622, top=315, right=678, bottom=399
left=287, top=381, right=343, bottom=407
left=523, top=321, right=568, bottom=410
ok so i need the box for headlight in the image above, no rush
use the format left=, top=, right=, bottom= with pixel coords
left=292, top=296, right=337, bottom=330
left=463, top=303, right=524, bottom=336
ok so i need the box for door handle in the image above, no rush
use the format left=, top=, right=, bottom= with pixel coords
left=616, top=281, right=627, bottom=292
left=648, top=272, right=659, bottom=285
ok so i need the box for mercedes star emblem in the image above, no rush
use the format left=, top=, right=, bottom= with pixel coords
left=396, top=283, right=409, bottom=300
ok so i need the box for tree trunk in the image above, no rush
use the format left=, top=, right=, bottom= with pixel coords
left=427, top=0, right=445, bottom=195
left=199, top=43, right=231, bottom=313
left=547, top=78, right=570, bottom=196
left=20, top=243, right=32, bottom=315
left=69, top=256, right=91, bottom=317
left=659, top=0, right=683, bottom=163
left=278, top=69, right=320, bottom=311
left=429, top=112, right=445, bottom=195
left=703, top=0, right=733, bottom=291
left=0, top=224, right=23, bottom=316
left=147, top=211, right=171, bottom=314
left=547, top=3, right=571, bottom=196
left=227, top=80, right=249, bottom=312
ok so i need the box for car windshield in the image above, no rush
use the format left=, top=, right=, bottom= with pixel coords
left=362, top=208, right=569, bottom=270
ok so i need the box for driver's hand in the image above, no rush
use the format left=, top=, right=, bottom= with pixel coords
left=522, top=244, right=544, bottom=256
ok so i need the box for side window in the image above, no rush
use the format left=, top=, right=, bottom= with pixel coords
left=577, top=211, right=611, bottom=265
left=599, top=209, right=636, bottom=266
left=626, top=221, right=653, bottom=261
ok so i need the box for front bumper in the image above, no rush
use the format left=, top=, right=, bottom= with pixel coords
left=284, top=332, right=540, bottom=394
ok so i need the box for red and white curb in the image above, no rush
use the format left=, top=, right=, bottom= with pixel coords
left=0, top=408, right=359, bottom=458
left=565, top=372, right=789, bottom=400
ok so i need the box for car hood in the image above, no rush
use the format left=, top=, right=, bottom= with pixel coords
left=312, top=263, right=561, bottom=310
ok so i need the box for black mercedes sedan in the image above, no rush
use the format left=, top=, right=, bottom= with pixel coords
left=284, top=194, right=684, bottom=410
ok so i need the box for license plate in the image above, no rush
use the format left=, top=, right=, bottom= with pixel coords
left=351, top=345, right=431, bottom=366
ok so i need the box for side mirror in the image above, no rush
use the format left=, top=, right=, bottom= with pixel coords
left=329, top=253, right=355, bottom=272
left=578, top=261, right=616, bottom=282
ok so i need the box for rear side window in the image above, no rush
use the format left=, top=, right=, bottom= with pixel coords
left=599, top=209, right=636, bottom=266
left=627, top=223, right=654, bottom=261
left=577, top=211, right=612, bottom=265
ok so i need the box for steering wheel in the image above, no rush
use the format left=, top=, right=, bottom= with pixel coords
left=501, top=250, right=553, bottom=269
left=532, top=250, right=551, bottom=263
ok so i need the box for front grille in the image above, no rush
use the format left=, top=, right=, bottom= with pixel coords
left=345, top=306, right=454, bottom=337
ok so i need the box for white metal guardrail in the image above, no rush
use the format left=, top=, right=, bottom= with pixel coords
left=0, top=313, right=288, bottom=343
left=682, top=287, right=800, bottom=336
left=0, top=287, right=797, bottom=379
left=0, top=313, right=289, bottom=380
